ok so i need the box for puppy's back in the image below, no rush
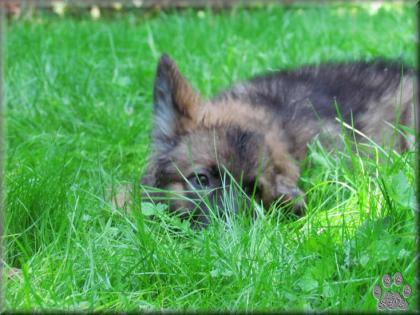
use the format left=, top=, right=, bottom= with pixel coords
left=217, top=60, right=415, bottom=156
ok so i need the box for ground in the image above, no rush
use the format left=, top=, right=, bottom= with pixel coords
left=4, top=3, right=417, bottom=311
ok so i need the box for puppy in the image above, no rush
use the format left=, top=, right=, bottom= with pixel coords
left=141, top=54, right=415, bottom=226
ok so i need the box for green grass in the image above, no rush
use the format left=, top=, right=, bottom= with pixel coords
left=4, top=3, right=417, bottom=311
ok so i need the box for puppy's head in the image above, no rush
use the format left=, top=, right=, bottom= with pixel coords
left=141, top=55, right=304, bottom=227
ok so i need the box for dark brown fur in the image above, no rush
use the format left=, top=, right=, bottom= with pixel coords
left=141, top=54, right=415, bottom=227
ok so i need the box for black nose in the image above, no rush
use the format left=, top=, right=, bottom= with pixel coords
left=190, top=185, right=247, bottom=227
left=190, top=210, right=210, bottom=229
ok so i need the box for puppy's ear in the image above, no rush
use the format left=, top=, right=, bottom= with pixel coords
left=153, top=54, right=202, bottom=139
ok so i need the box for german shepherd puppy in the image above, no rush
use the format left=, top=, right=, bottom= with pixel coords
left=140, top=54, right=415, bottom=226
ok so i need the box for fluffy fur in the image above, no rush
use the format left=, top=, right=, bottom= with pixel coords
left=141, top=54, right=415, bottom=226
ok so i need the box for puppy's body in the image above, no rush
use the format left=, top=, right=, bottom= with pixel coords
left=142, top=55, right=415, bottom=226
left=215, top=61, right=414, bottom=156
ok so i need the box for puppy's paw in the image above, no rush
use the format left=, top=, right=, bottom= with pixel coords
left=275, top=174, right=306, bottom=216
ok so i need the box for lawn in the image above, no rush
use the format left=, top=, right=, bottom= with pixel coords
left=3, top=3, right=417, bottom=311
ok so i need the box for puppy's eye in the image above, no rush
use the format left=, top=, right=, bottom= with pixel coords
left=244, top=180, right=262, bottom=197
left=189, top=173, right=210, bottom=188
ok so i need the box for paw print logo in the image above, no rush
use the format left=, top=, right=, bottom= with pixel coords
left=373, top=272, right=412, bottom=311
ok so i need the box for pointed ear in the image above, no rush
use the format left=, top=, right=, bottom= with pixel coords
left=153, top=54, right=202, bottom=138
